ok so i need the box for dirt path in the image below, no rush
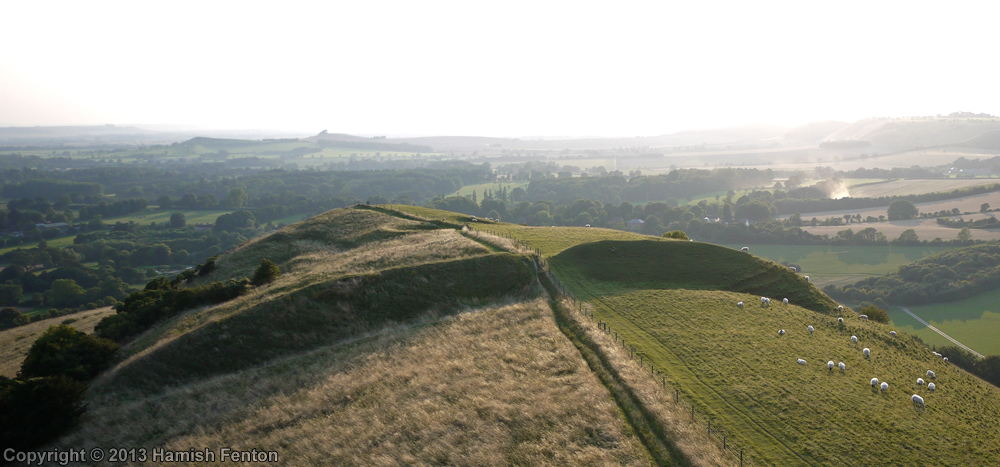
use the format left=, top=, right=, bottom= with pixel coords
left=900, top=307, right=984, bottom=358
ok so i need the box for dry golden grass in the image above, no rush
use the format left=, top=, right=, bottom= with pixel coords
left=104, top=229, right=492, bottom=368
left=0, top=307, right=116, bottom=377
left=58, top=299, right=652, bottom=466
left=559, top=296, right=730, bottom=467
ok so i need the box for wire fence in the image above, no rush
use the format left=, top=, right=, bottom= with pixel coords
left=467, top=223, right=761, bottom=467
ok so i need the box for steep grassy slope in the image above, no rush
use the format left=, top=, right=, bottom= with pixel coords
left=60, top=300, right=652, bottom=466
left=576, top=289, right=1000, bottom=466
left=553, top=239, right=839, bottom=314
left=544, top=235, right=1000, bottom=465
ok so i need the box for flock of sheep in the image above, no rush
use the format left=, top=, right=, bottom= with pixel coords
left=738, top=295, right=944, bottom=410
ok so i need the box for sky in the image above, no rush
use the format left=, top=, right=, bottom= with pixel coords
left=1, top=0, right=998, bottom=138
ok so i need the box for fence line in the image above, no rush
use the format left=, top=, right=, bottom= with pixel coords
left=462, top=222, right=759, bottom=467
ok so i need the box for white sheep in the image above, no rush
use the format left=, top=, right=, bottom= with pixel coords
left=737, top=301, right=744, bottom=308
left=890, top=331, right=897, bottom=337
left=926, top=370, right=936, bottom=379
left=839, top=362, right=846, bottom=372
left=797, top=358, right=807, bottom=365
left=807, top=325, right=814, bottom=335
left=827, top=361, right=835, bottom=371
left=943, top=357, right=949, bottom=362
left=917, top=378, right=925, bottom=386
left=928, top=382, right=936, bottom=391
left=783, top=298, right=789, bottom=305
left=863, top=348, right=871, bottom=357
left=804, top=275, right=810, bottom=282
left=871, top=377, right=879, bottom=387
left=912, top=394, right=925, bottom=407
left=741, top=246, right=749, bottom=252
left=779, top=329, right=786, bottom=336
left=881, top=381, right=889, bottom=392
left=859, top=314, right=869, bottom=321
left=932, top=351, right=942, bottom=357
left=838, top=317, right=844, bottom=324
left=851, top=335, right=858, bottom=344
left=838, top=305, right=844, bottom=312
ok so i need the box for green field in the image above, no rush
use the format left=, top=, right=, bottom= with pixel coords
left=888, top=288, right=1000, bottom=356
left=106, top=209, right=232, bottom=225
left=720, top=244, right=954, bottom=288
left=0, top=235, right=77, bottom=256
left=448, top=181, right=529, bottom=198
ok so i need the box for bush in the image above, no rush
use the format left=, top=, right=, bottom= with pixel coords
left=661, top=230, right=690, bottom=240
left=19, top=325, right=119, bottom=381
left=251, top=258, right=282, bottom=286
left=859, top=305, right=890, bottom=324
left=0, top=376, right=86, bottom=450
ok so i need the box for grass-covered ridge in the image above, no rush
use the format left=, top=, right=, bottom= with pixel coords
left=553, top=239, right=840, bottom=314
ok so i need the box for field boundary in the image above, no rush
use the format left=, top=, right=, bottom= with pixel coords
left=900, top=307, right=984, bottom=358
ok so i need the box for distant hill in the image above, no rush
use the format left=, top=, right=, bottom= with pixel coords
left=784, top=120, right=850, bottom=143
left=822, top=117, right=1000, bottom=153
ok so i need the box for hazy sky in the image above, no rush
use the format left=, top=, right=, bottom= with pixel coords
left=1, top=1, right=997, bottom=137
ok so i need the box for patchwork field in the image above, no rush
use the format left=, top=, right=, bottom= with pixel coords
left=718, top=243, right=954, bottom=288
left=448, top=180, right=530, bottom=198
left=846, top=179, right=999, bottom=198
left=799, top=218, right=1000, bottom=243
left=783, top=190, right=1000, bottom=221
left=888, top=288, right=1000, bottom=356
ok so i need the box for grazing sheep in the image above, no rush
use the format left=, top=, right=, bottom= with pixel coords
left=779, top=329, right=786, bottom=336
left=917, top=378, right=925, bottom=386
left=828, top=361, right=835, bottom=371
left=838, top=305, right=844, bottom=312
left=790, top=266, right=798, bottom=272
left=927, top=370, right=936, bottom=379
left=839, top=362, right=846, bottom=372
left=943, top=357, right=949, bottom=362
left=783, top=298, right=789, bottom=305
left=838, top=317, right=844, bottom=324
left=871, top=377, right=879, bottom=387
left=851, top=335, right=858, bottom=344
left=741, top=246, right=749, bottom=252
left=797, top=358, right=807, bottom=365
left=737, top=301, right=744, bottom=308
left=881, top=381, right=889, bottom=392
left=928, top=382, right=936, bottom=391
left=890, top=331, right=897, bottom=337
left=859, top=314, right=868, bottom=321
left=912, top=394, right=925, bottom=407
left=804, top=275, right=810, bottom=282
left=863, top=348, right=870, bottom=357
left=932, top=352, right=942, bottom=357
left=807, top=325, right=814, bottom=335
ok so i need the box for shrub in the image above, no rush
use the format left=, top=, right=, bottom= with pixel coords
left=0, top=376, right=86, bottom=450
left=859, top=305, right=890, bottom=324
left=251, top=258, right=282, bottom=286
left=19, top=325, right=119, bottom=381
left=662, top=230, right=690, bottom=240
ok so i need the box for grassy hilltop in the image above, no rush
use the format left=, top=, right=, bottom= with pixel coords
left=39, top=205, right=1000, bottom=466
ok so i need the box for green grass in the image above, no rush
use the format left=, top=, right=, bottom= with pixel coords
left=0, top=235, right=77, bottom=256
left=448, top=181, right=529, bottom=198
left=106, top=209, right=233, bottom=226
left=568, top=288, right=1000, bottom=466
left=719, top=244, right=954, bottom=289
left=888, top=288, right=1000, bottom=356
left=553, top=239, right=838, bottom=314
